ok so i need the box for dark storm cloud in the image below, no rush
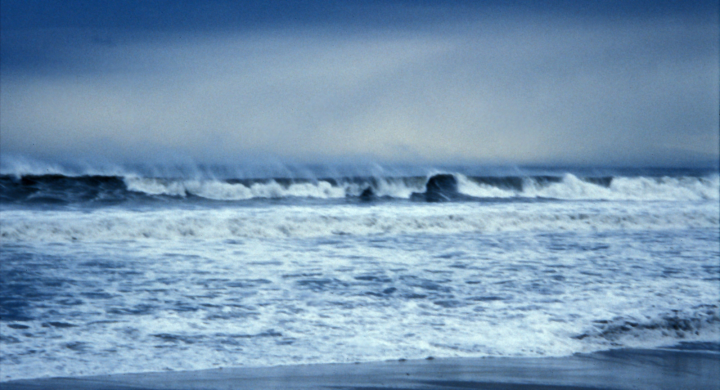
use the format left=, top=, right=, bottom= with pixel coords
left=1, top=0, right=718, bottom=168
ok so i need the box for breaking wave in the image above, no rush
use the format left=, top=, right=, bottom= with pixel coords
left=1, top=171, right=717, bottom=205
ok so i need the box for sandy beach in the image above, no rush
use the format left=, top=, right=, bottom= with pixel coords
left=3, top=346, right=718, bottom=390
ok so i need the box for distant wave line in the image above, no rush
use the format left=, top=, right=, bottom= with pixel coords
left=1, top=171, right=717, bottom=204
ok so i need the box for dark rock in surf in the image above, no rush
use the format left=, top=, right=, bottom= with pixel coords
left=426, top=174, right=457, bottom=194
left=411, top=174, right=460, bottom=202
left=359, top=187, right=375, bottom=201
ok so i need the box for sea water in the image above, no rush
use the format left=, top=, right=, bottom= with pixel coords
left=1, top=165, right=718, bottom=381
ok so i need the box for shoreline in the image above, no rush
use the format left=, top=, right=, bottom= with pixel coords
left=3, top=346, right=718, bottom=390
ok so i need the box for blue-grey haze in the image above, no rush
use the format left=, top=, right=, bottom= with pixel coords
left=1, top=0, right=718, bottom=168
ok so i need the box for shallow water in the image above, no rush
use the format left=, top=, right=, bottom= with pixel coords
left=1, top=168, right=718, bottom=380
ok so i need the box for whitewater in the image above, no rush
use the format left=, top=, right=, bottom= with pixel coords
left=1, top=165, right=718, bottom=381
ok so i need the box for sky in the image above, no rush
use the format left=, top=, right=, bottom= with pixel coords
left=1, top=0, right=718, bottom=169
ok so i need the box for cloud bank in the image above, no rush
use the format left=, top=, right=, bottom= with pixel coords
left=1, top=1, right=718, bottom=168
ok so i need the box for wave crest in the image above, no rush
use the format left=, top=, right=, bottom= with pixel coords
left=1, top=170, right=717, bottom=204
left=121, top=173, right=720, bottom=202
left=123, top=177, right=346, bottom=200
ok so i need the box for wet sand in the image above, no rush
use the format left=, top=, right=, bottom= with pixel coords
left=2, top=347, right=718, bottom=390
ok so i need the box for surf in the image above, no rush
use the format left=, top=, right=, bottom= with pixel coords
left=1, top=171, right=717, bottom=206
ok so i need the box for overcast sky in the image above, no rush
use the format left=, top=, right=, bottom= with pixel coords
left=1, top=0, right=718, bottom=169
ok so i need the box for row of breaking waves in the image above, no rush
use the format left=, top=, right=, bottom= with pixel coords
left=1, top=172, right=718, bottom=206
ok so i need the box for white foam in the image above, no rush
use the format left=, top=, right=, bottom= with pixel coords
left=1, top=219, right=718, bottom=381
left=121, top=173, right=720, bottom=202
left=456, top=174, right=516, bottom=198
left=609, top=175, right=720, bottom=201
left=123, top=177, right=346, bottom=200
left=2, top=155, right=717, bottom=203
left=521, top=174, right=719, bottom=201
left=372, top=178, right=424, bottom=198
left=2, top=199, right=717, bottom=243
left=123, top=176, right=429, bottom=200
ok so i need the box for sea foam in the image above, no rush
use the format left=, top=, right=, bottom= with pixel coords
left=2, top=200, right=717, bottom=242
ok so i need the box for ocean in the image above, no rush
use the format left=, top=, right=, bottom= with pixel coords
left=1, top=164, right=718, bottom=381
